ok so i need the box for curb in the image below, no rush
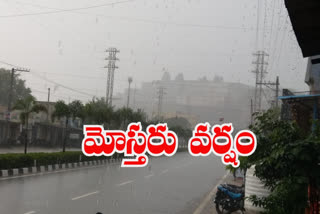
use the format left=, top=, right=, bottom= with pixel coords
left=0, top=158, right=121, bottom=178
left=0, top=152, right=182, bottom=178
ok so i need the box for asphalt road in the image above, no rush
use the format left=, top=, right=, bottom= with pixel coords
left=0, top=152, right=226, bottom=214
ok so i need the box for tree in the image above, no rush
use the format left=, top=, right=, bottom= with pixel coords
left=83, top=98, right=113, bottom=126
left=112, top=107, right=148, bottom=129
left=0, top=68, right=31, bottom=106
left=52, top=100, right=70, bottom=152
left=113, top=107, right=133, bottom=129
left=13, top=95, right=47, bottom=154
left=245, top=109, right=320, bottom=214
left=69, top=100, right=85, bottom=126
left=166, top=117, right=192, bottom=130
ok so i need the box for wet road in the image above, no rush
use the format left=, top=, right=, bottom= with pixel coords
left=0, top=152, right=225, bottom=214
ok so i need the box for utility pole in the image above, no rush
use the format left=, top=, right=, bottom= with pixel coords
left=126, top=77, right=133, bottom=109
left=47, top=88, right=51, bottom=122
left=105, top=47, right=119, bottom=106
left=257, top=76, right=280, bottom=109
left=275, top=76, right=279, bottom=108
left=156, top=86, right=166, bottom=121
left=252, top=51, right=268, bottom=112
left=7, top=67, right=30, bottom=121
left=133, top=84, right=136, bottom=110
left=250, top=99, right=253, bottom=125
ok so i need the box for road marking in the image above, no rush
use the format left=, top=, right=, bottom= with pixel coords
left=160, top=169, right=168, bottom=174
left=71, top=191, right=99, bottom=201
left=144, top=174, right=154, bottom=179
left=116, top=180, right=134, bottom=187
left=24, top=211, right=36, bottom=214
left=193, top=173, right=229, bottom=214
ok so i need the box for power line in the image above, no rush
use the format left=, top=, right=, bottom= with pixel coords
left=0, top=59, right=24, bottom=68
left=0, top=0, right=137, bottom=18
left=266, top=0, right=277, bottom=54
left=30, top=71, right=96, bottom=97
left=5, top=0, right=257, bottom=31
left=270, top=15, right=289, bottom=73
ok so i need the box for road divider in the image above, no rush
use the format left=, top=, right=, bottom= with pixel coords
left=0, top=158, right=121, bottom=178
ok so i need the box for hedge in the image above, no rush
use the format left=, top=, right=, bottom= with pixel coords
left=0, top=147, right=187, bottom=170
left=0, top=152, right=123, bottom=170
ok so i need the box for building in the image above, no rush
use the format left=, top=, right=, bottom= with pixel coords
left=115, top=75, right=256, bottom=130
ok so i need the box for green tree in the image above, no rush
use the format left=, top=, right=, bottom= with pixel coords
left=0, top=68, right=31, bottom=106
left=246, top=109, right=320, bottom=214
left=112, top=107, right=147, bottom=129
left=69, top=100, right=85, bottom=126
left=13, top=95, right=47, bottom=154
left=83, top=98, right=113, bottom=126
left=113, top=107, right=133, bottom=129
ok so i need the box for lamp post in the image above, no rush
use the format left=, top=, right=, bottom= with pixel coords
left=127, top=77, right=133, bottom=109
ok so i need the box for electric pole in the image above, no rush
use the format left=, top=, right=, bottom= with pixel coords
left=250, top=99, right=253, bottom=125
left=133, top=84, right=136, bottom=110
left=47, top=88, right=51, bottom=122
left=257, top=76, right=280, bottom=109
left=127, top=77, right=133, bottom=109
left=252, top=51, right=268, bottom=112
left=275, top=76, right=279, bottom=108
left=105, top=47, right=119, bottom=106
left=7, top=67, right=30, bottom=121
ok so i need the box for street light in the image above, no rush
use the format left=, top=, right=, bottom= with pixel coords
left=127, top=77, right=133, bottom=109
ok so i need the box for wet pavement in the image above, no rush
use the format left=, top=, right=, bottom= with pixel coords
left=0, top=152, right=226, bottom=214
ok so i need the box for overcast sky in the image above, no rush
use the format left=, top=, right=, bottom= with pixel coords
left=0, top=0, right=308, bottom=103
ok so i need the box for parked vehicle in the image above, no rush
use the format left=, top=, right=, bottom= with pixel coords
left=214, top=183, right=245, bottom=214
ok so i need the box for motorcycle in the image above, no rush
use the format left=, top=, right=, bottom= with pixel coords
left=214, top=183, right=245, bottom=214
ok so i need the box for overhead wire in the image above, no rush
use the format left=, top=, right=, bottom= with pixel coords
left=0, top=0, right=137, bottom=18
left=0, top=58, right=99, bottom=98
left=5, top=0, right=256, bottom=31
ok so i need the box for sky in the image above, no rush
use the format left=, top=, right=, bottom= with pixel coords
left=0, top=0, right=308, bottom=103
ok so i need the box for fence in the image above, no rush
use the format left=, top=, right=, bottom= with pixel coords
left=0, top=120, right=83, bottom=148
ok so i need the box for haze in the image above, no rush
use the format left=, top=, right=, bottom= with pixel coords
left=0, top=0, right=307, bottom=103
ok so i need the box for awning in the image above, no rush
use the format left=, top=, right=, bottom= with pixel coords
left=284, top=0, right=320, bottom=57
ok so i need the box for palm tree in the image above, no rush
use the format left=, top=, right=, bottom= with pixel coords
left=13, top=95, right=47, bottom=154
left=52, top=100, right=70, bottom=152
